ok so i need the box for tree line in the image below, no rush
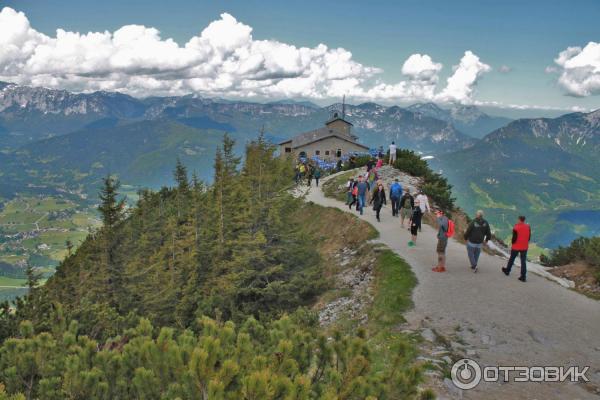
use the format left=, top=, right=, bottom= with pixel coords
left=0, top=135, right=425, bottom=399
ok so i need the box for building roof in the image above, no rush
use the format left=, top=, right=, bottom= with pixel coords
left=325, top=116, right=353, bottom=126
left=278, top=126, right=368, bottom=150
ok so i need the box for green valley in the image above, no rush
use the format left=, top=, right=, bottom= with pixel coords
left=435, top=110, right=600, bottom=249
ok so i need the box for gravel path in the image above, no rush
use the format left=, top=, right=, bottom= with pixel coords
left=306, top=170, right=600, bottom=400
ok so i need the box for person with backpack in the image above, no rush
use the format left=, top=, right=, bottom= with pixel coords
left=389, top=178, right=403, bottom=217
left=367, top=169, right=377, bottom=192
left=432, top=209, right=454, bottom=272
left=408, top=199, right=423, bottom=247
left=306, top=164, right=313, bottom=186
left=370, top=180, right=387, bottom=222
left=314, top=168, right=322, bottom=187
left=399, top=188, right=414, bottom=228
left=464, top=210, right=492, bottom=273
left=502, top=216, right=531, bottom=282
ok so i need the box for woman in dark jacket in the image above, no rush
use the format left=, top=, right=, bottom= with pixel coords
left=370, top=180, right=387, bottom=222
left=409, top=199, right=423, bottom=246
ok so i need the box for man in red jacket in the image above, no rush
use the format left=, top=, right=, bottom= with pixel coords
left=502, top=216, right=531, bottom=282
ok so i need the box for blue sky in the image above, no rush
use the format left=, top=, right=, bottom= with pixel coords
left=3, top=0, right=599, bottom=111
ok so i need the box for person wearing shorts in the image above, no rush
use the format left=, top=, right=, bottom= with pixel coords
left=399, top=189, right=414, bottom=228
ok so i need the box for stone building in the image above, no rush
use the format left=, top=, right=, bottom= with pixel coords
left=278, top=112, right=369, bottom=160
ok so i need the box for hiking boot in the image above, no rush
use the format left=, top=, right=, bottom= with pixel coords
left=501, top=267, right=509, bottom=276
left=432, top=266, right=446, bottom=272
left=518, top=276, right=526, bottom=282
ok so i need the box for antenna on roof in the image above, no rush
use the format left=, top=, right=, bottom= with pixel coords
left=342, top=95, right=346, bottom=120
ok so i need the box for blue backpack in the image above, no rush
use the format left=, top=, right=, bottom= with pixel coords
left=390, top=183, right=402, bottom=198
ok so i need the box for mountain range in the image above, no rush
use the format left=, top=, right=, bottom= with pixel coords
left=433, top=109, right=600, bottom=247
left=407, top=102, right=512, bottom=138
left=1, top=81, right=599, bottom=247
left=0, top=81, right=481, bottom=153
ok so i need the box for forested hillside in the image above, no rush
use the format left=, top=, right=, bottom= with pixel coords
left=0, top=136, right=425, bottom=399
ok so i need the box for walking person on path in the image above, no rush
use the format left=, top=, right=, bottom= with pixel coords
left=345, top=178, right=355, bottom=205
left=389, top=179, right=403, bottom=217
left=355, top=175, right=369, bottom=215
left=370, top=180, right=387, bottom=222
left=366, top=157, right=375, bottom=172
left=408, top=199, right=423, bottom=247
left=389, top=141, right=397, bottom=165
left=415, top=190, right=430, bottom=231
left=294, top=163, right=301, bottom=184
left=432, top=209, right=449, bottom=272
left=314, top=167, right=321, bottom=187
left=306, top=164, right=313, bottom=186
left=502, top=216, right=531, bottom=282
left=399, top=188, right=414, bottom=228
left=349, top=182, right=359, bottom=211
left=464, top=210, right=492, bottom=273
left=367, top=169, right=377, bottom=192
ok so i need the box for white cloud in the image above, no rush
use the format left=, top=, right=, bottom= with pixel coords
left=498, top=65, right=512, bottom=73
left=553, top=42, right=600, bottom=97
left=401, top=54, right=443, bottom=81
left=0, top=6, right=491, bottom=103
left=436, top=51, right=491, bottom=104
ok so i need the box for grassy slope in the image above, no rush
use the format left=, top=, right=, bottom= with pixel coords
left=299, top=199, right=423, bottom=398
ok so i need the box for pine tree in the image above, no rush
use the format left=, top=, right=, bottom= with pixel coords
left=98, top=175, right=125, bottom=229
left=97, top=175, right=126, bottom=308
left=174, top=158, right=190, bottom=192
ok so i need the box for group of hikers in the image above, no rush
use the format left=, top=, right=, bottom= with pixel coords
left=303, top=140, right=532, bottom=282
left=294, top=161, right=322, bottom=187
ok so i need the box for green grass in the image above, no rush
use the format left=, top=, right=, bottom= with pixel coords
left=369, top=250, right=417, bottom=328
left=22, top=231, right=89, bottom=261
left=0, top=276, right=27, bottom=287
left=549, top=170, right=571, bottom=182
left=470, top=183, right=516, bottom=210
left=322, top=170, right=354, bottom=202
left=366, top=249, right=423, bottom=397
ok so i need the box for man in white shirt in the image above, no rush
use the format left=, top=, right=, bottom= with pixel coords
left=415, top=190, right=430, bottom=231
left=388, top=141, right=397, bottom=165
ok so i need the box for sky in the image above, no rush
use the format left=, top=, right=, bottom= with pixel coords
left=1, top=0, right=599, bottom=112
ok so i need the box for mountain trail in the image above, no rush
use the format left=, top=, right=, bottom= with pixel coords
left=305, top=169, right=600, bottom=400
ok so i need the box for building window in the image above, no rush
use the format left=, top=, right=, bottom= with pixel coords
left=315, top=150, right=320, bottom=155
left=336, top=149, right=342, bottom=157
left=284, top=147, right=292, bottom=153
left=325, top=150, right=330, bottom=156
left=299, top=151, right=307, bottom=158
